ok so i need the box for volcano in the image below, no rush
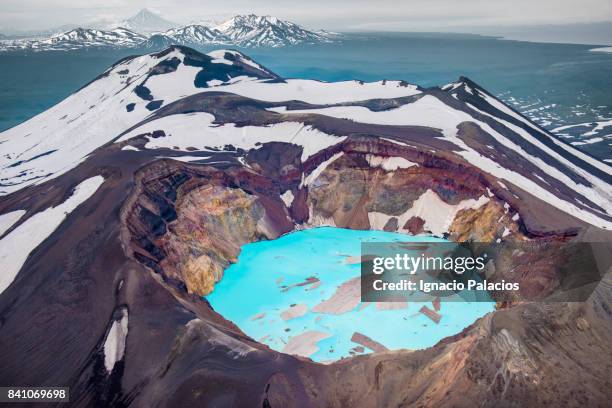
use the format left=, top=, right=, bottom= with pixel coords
left=0, top=46, right=610, bottom=407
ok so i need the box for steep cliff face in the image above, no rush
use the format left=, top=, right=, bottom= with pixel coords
left=450, top=199, right=520, bottom=242
left=159, top=186, right=275, bottom=294
left=122, top=160, right=294, bottom=295
left=301, top=150, right=512, bottom=237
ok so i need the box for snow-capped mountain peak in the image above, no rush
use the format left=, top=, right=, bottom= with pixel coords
left=118, top=8, right=177, bottom=34
left=215, top=14, right=280, bottom=31
left=213, top=14, right=332, bottom=47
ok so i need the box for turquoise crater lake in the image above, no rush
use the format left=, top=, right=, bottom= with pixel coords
left=206, top=227, right=495, bottom=362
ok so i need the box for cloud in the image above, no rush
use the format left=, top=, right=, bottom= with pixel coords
left=0, top=0, right=610, bottom=32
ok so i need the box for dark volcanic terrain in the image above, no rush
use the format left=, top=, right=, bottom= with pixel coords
left=0, top=46, right=611, bottom=407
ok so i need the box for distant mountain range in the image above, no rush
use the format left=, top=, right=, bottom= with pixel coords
left=0, top=9, right=336, bottom=51
left=4, top=28, right=148, bottom=51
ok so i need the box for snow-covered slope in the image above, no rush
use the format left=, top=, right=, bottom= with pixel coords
left=1, top=46, right=610, bottom=229
left=270, top=92, right=611, bottom=227
left=0, top=176, right=104, bottom=294
left=0, top=46, right=418, bottom=195
left=0, top=47, right=267, bottom=194
left=1, top=27, right=147, bottom=51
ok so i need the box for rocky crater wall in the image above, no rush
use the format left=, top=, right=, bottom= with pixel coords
left=121, top=137, right=590, bottom=302
left=111, top=137, right=612, bottom=407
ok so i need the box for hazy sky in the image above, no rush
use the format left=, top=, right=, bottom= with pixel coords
left=1, top=0, right=611, bottom=32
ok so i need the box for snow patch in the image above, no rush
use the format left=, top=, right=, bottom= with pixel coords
left=368, top=189, right=489, bottom=236
left=157, top=155, right=211, bottom=163
left=0, top=176, right=104, bottom=294
left=208, top=50, right=233, bottom=65
left=0, top=210, right=26, bottom=237
left=217, top=78, right=420, bottom=105
left=103, top=308, right=129, bottom=373
left=302, top=152, right=344, bottom=187
left=590, top=46, right=612, bottom=53
left=366, top=154, right=417, bottom=171
left=571, top=137, right=604, bottom=146
left=281, top=190, right=295, bottom=207
left=583, top=119, right=612, bottom=137
left=117, top=114, right=346, bottom=162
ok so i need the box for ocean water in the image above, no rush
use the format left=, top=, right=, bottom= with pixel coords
left=206, top=227, right=495, bottom=362
left=1, top=33, right=611, bottom=159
